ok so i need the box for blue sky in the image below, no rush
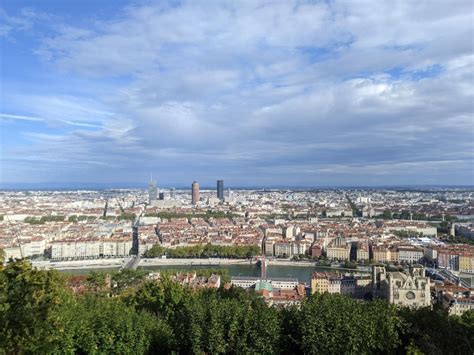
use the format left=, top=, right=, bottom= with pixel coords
left=0, top=0, right=473, bottom=188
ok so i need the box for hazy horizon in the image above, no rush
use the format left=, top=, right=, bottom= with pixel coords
left=1, top=181, right=473, bottom=191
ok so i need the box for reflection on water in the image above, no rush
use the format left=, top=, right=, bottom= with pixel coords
left=137, top=264, right=362, bottom=283
left=60, top=264, right=369, bottom=283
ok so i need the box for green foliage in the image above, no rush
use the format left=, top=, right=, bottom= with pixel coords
left=0, top=248, right=4, bottom=263
left=157, top=267, right=232, bottom=283
left=145, top=210, right=235, bottom=221
left=282, top=293, right=402, bottom=354
left=144, top=243, right=261, bottom=259
left=85, top=271, right=110, bottom=294
left=68, top=215, right=97, bottom=222
left=398, top=307, right=474, bottom=354
left=131, top=280, right=281, bottom=354
left=392, top=230, right=424, bottom=238
left=1, top=259, right=473, bottom=354
left=0, top=260, right=75, bottom=353
left=388, top=211, right=456, bottom=222
left=24, top=215, right=65, bottom=224
left=144, top=243, right=166, bottom=258
left=342, top=260, right=358, bottom=269
left=68, top=296, right=169, bottom=354
left=443, top=235, right=474, bottom=245
left=111, top=268, right=148, bottom=294
left=382, top=209, right=393, bottom=219
left=118, top=212, right=136, bottom=221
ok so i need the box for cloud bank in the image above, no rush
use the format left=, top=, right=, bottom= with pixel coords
left=1, top=0, right=473, bottom=186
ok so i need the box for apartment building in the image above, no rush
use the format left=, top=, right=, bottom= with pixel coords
left=398, top=246, right=424, bottom=264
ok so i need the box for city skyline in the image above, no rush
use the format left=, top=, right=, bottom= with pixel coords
left=1, top=1, right=473, bottom=187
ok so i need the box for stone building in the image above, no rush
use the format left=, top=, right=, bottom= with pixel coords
left=372, top=264, right=431, bottom=308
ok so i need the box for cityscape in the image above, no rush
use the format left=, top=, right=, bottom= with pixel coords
left=1, top=181, right=474, bottom=352
left=2, top=181, right=474, bottom=308
left=1, top=0, right=473, bottom=354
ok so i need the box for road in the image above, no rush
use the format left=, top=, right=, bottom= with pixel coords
left=123, top=255, right=141, bottom=270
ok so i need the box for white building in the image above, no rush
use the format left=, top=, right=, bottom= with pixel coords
left=373, top=265, right=431, bottom=308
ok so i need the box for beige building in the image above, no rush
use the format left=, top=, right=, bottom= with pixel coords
left=372, top=246, right=391, bottom=263
left=311, top=272, right=331, bottom=294
left=51, top=238, right=132, bottom=260
left=398, top=246, right=424, bottom=264
left=459, top=253, right=474, bottom=273
left=311, top=272, right=372, bottom=299
left=326, top=236, right=350, bottom=261
left=326, top=246, right=350, bottom=260
left=274, top=242, right=292, bottom=257
left=191, top=181, right=200, bottom=205
left=372, top=265, right=431, bottom=308
left=356, top=242, right=370, bottom=261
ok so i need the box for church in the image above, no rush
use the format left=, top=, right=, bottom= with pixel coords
left=372, top=264, right=431, bottom=308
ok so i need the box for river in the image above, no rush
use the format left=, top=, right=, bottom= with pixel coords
left=61, top=263, right=368, bottom=283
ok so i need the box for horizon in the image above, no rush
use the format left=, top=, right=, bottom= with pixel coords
left=1, top=181, right=474, bottom=191
left=1, top=1, right=473, bottom=186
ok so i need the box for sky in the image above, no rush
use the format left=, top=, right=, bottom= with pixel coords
left=0, top=0, right=473, bottom=188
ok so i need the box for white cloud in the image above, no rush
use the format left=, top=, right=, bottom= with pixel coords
left=1, top=0, right=473, bottom=185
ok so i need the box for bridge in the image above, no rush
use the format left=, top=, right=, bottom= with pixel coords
left=427, top=267, right=471, bottom=289
left=122, top=255, right=141, bottom=270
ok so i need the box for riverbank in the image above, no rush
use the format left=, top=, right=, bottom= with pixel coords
left=32, top=258, right=128, bottom=270
left=31, top=257, right=256, bottom=270
left=31, top=257, right=371, bottom=272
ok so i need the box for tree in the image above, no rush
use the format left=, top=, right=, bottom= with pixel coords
left=398, top=307, right=474, bottom=354
left=85, top=271, right=110, bottom=294
left=0, top=260, right=76, bottom=353
left=69, top=296, right=171, bottom=354
left=281, top=293, right=401, bottom=354
left=111, top=268, right=147, bottom=295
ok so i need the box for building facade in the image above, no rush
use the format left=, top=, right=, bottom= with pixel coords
left=148, top=179, right=158, bottom=203
left=372, top=265, right=431, bottom=308
left=191, top=181, right=200, bottom=205
left=217, top=180, right=224, bottom=201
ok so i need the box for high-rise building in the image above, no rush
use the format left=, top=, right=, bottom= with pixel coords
left=170, top=188, right=176, bottom=199
left=191, top=181, right=200, bottom=205
left=148, top=176, right=157, bottom=203
left=159, top=192, right=165, bottom=200
left=217, top=179, right=224, bottom=201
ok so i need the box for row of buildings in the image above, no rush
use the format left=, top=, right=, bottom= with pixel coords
left=50, top=237, right=133, bottom=259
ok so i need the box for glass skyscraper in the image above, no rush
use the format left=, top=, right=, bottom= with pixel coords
left=217, top=179, right=224, bottom=201
left=148, top=178, right=157, bottom=203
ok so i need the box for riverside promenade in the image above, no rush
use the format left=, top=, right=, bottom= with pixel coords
left=31, top=257, right=370, bottom=272
left=32, top=257, right=256, bottom=270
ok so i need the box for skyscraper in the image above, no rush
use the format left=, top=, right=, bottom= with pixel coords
left=191, top=181, right=200, bottom=205
left=170, top=188, right=176, bottom=199
left=217, top=179, right=224, bottom=201
left=148, top=176, right=157, bottom=203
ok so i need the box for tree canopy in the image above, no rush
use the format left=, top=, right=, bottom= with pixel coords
left=144, top=243, right=261, bottom=259
left=0, top=259, right=472, bottom=354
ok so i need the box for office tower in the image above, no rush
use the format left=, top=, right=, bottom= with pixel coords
left=148, top=176, right=157, bottom=203
left=159, top=192, right=165, bottom=200
left=217, top=179, right=224, bottom=201
left=191, top=181, right=200, bottom=205
left=170, top=188, right=176, bottom=199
